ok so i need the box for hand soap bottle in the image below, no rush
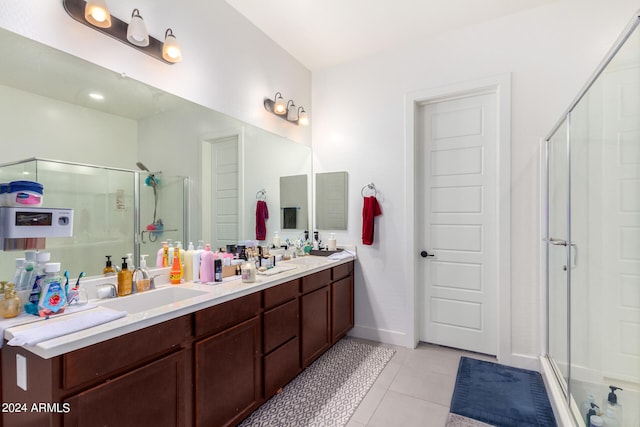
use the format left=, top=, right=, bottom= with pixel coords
left=602, top=386, right=623, bottom=426
left=133, top=255, right=151, bottom=293
left=38, top=262, right=67, bottom=317
left=104, top=255, right=117, bottom=276
left=117, top=257, right=133, bottom=296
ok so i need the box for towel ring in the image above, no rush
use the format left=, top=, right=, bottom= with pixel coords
left=256, top=189, right=267, bottom=201
left=361, top=182, right=377, bottom=197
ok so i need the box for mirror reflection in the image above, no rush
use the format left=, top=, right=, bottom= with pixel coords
left=279, top=175, right=309, bottom=230
left=316, top=171, right=348, bottom=230
left=0, top=28, right=312, bottom=279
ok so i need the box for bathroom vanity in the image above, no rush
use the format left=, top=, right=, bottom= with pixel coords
left=1, top=257, right=354, bottom=427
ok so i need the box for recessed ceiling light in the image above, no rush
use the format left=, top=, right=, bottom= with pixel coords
left=89, top=92, right=104, bottom=101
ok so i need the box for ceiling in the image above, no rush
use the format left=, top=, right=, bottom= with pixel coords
left=225, top=0, right=559, bottom=70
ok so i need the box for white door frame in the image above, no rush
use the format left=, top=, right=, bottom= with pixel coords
left=201, top=128, right=245, bottom=245
left=405, top=74, right=511, bottom=362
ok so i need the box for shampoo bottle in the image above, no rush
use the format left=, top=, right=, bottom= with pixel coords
left=184, top=242, right=195, bottom=281
left=38, top=262, right=67, bottom=317
left=117, top=257, right=133, bottom=296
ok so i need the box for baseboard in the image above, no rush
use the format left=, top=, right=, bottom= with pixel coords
left=500, top=352, right=543, bottom=371
left=348, top=324, right=411, bottom=347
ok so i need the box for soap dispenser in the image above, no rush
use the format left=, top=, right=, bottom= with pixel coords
left=602, top=386, right=623, bottom=427
left=133, top=255, right=151, bottom=293
left=103, top=255, right=117, bottom=276
left=117, top=257, right=133, bottom=296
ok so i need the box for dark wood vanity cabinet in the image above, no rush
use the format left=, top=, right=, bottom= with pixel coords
left=263, top=279, right=300, bottom=398
left=331, top=262, right=354, bottom=343
left=1, top=260, right=355, bottom=427
left=194, top=292, right=262, bottom=427
left=300, top=270, right=332, bottom=368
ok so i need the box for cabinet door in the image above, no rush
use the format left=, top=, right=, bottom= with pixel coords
left=300, top=285, right=331, bottom=367
left=64, top=350, right=190, bottom=427
left=332, top=275, right=354, bottom=343
left=264, top=337, right=299, bottom=398
left=195, top=316, right=261, bottom=427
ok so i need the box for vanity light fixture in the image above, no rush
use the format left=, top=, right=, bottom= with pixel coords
left=298, top=107, right=310, bottom=126
left=62, top=0, right=180, bottom=65
left=162, top=29, right=182, bottom=63
left=84, top=0, right=111, bottom=28
left=263, top=93, right=310, bottom=126
left=126, top=9, right=149, bottom=47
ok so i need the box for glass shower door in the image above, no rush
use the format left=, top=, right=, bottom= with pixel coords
left=547, top=119, right=570, bottom=393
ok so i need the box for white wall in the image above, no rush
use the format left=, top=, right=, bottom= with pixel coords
left=0, top=0, right=311, bottom=146
left=311, top=0, right=639, bottom=365
left=0, top=85, right=136, bottom=166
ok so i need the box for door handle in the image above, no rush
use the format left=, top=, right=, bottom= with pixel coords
left=420, top=250, right=435, bottom=258
left=544, top=238, right=578, bottom=269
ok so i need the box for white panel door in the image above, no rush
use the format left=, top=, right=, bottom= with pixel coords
left=418, top=92, right=498, bottom=355
left=601, top=65, right=640, bottom=383
left=210, top=137, right=239, bottom=251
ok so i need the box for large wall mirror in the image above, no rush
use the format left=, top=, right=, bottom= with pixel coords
left=0, top=28, right=312, bottom=278
left=279, top=175, right=309, bottom=231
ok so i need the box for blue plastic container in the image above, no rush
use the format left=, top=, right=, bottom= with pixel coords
left=8, top=180, right=44, bottom=206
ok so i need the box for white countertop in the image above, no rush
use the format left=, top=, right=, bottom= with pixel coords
left=3, top=253, right=356, bottom=359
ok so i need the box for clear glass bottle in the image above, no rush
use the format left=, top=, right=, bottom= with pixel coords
left=1, top=283, right=22, bottom=318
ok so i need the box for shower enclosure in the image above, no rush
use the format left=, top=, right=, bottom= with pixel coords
left=0, top=158, right=189, bottom=279
left=545, top=13, right=640, bottom=427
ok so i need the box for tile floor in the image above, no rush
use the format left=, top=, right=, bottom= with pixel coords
left=346, top=338, right=496, bottom=427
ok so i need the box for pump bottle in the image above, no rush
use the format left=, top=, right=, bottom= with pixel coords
left=602, top=386, right=623, bottom=427
left=103, top=255, right=117, bottom=276
left=117, top=257, right=133, bottom=296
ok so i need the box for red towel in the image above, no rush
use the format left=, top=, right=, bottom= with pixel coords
left=256, top=200, right=269, bottom=240
left=362, top=196, right=382, bottom=245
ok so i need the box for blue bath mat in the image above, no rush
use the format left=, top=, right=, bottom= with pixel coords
left=450, top=357, right=557, bottom=427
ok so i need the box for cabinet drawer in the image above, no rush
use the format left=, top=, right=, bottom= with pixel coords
left=300, top=269, right=331, bottom=294
left=263, top=299, right=298, bottom=354
left=195, top=291, right=261, bottom=337
left=64, top=350, right=190, bottom=427
left=332, top=261, right=353, bottom=281
left=63, top=315, right=191, bottom=390
left=264, top=279, right=298, bottom=310
left=264, top=337, right=300, bottom=398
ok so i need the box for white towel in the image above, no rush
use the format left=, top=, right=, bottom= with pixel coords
left=0, top=303, right=98, bottom=348
left=7, top=308, right=126, bottom=347
left=327, top=250, right=356, bottom=261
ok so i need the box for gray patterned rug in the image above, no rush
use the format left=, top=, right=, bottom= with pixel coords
left=240, top=338, right=395, bottom=427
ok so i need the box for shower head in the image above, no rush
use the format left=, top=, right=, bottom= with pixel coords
left=136, top=162, right=150, bottom=172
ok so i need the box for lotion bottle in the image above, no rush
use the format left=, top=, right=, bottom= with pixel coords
left=199, top=244, right=214, bottom=283
left=193, top=240, right=205, bottom=282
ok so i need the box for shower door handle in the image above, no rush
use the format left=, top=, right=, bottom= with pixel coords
left=545, top=238, right=578, bottom=269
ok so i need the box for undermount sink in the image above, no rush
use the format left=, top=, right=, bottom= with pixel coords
left=99, top=287, right=208, bottom=314
left=284, top=256, right=330, bottom=267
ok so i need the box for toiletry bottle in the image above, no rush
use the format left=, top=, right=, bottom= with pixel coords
left=133, top=255, right=151, bottom=293
left=214, top=259, right=223, bottom=282
left=11, top=258, right=25, bottom=288
left=103, top=255, right=117, bottom=276
left=18, top=251, right=37, bottom=292
left=161, top=241, right=169, bottom=267
left=328, top=233, right=337, bottom=251
left=602, top=408, right=620, bottom=427
left=174, top=244, right=183, bottom=278
left=184, top=242, right=195, bottom=281
left=241, top=260, right=256, bottom=283
left=199, top=244, right=214, bottom=283
left=1, top=283, right=22, bottom=318
left=170, top=250, right=182, bottom=285
left=38, top=262, right=67, bottom=316
left=273, top=231, right=281, bottom=248
left=25, top=251, right=51, bottom=314
left=590, top=415, right=604, bottom=427
left=126, top=253, right=135, bottom=270
left=581, top=394, right=597, bottom=424
left=117, top=257, right=133, bottom=296
left=602, top=386, right=623, bottom=426
left=193, top=240, right=205, bottom=282
left=585, top=402, right=599, bottom=427
left=156, top=241, right=166, bottom=267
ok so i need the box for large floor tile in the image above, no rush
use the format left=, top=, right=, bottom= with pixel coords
left=368, top=390, right=449, bottom=427
left=389, top=364, right=457, bottom=407
left=349, top=383, right=388, bottom=425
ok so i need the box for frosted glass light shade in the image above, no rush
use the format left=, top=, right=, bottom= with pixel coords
left=298, top=110, right=309, bottom=126
left=162, top=29, right=182, bottom=63
left=274, top=96, right=286, bottom=115
left=127, top=10, right=149, bottom=47
left=85, top=0, right=112, bottom=28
